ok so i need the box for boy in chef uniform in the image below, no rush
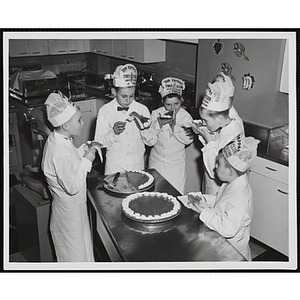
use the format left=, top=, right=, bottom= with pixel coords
left=148, top=77, right=194, bottom=194
left=42, top=92, right=99, bottom=262
left=194, top=72, right=244, bottom=195
left=94, top=64, right=156, bottom=175
left=188, top=135, right=259, bottom=260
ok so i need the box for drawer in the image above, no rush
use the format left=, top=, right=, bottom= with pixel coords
left=75, top=100, right=91, bottom=112
left=249, top=156, right=288, bottom=184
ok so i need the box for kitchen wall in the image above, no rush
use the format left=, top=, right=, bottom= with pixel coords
left=92, top=40, right=198, bottom=84
left=196, top=39, right=288, bottom=128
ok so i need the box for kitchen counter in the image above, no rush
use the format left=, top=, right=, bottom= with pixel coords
left=87, top=168, right=246, bottom=262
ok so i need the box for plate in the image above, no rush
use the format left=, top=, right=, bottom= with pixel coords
left=103, top=171, right=155, bottom=197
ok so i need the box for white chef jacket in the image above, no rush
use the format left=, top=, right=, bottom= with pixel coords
left=94, top=99, right=156, bottom=175
left=201, top=116, right=244, bottom=195
left=148, top=107, right=193, bottom=194
left=42, top=131, right=94, bottom=262
left=199, top=174, right=253, bottom=260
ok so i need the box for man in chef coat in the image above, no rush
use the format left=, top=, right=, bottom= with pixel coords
left=94, top=64, right=156, bottom=175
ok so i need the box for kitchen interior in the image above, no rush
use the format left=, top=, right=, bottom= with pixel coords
left=7, top=36, right=292, bottom=265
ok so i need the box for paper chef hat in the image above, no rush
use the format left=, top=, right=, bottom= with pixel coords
left=45, top=91, right=77, bottom=127
left=212, top=72, right=235, bottom=97
left=222, top=135, right=260, bottom=172
left=113, top=64, right=137, bottom=87
left=159, top=77, right=185, bottom=98
left=201, top=72, right=235, bottom=111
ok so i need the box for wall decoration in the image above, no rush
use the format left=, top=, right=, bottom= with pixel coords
left=233, top=42, right=249, bottom=61
left=212, top=39, right=224, bottom=55
left=221, top=63, right=235, bottom=81
left=242, top=73, right=255, bottom=90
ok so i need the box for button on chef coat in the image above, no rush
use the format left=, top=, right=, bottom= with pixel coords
left=94, top=99, right=156, bottom=175
left=199, top=174, right=253, bottom=261
left=41, top=131, right=94, bottom=262
left=148, top=107, right=193, bottom=194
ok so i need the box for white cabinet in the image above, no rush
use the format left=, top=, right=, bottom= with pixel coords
left=89, top=39, right=113, bottom=56
left=249, top=156, right=289, bottom=256
left=48, top=39, right=68, bottom=55
left=101, top=40, right=113, bottom=56
left=89, top=40, right=102, bottom=54
left=48, top=39, right=86, bottom=55
left=66, top=39, right=85, bottom=54
left=28, top=39, right=49, bottom=56
left=72, top=98, right=107, bottom=147
left=113, top=39, right=128, bottom=59
left=127, top=39, right=166, bottom=63
left=9, top=39, right=30, bottom=57
left=89, top=39, right=166, bottom=63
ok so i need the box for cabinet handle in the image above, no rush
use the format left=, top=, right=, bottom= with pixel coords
left=58, top=50, right=67, bottom=53
left=19, top=52, right=28, bottom=55
left=129, top=56, right=135, bottom=59
left=120, top=54, right=126, bottom=57
left=102, top=51, right=108, bottom=53
left=277, top=188, right=288, bottom=195
left=32, top=51, right=41, bottom=54
left=69, top=49, right=77, bottom=52
left=266, top=165, right=277, bottom=172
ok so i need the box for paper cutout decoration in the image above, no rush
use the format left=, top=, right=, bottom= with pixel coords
left=242, top=73, right=255, bottom=90
left=221, top=63, right=235, bottom=81
left=212, top=39, right=224, bottom=55
left=233, top=42, right=249, bottom=61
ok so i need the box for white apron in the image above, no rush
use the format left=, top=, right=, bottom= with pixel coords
left=149, top=107, right=193, bottom=194
left=42, top=131, right=94, bottom=262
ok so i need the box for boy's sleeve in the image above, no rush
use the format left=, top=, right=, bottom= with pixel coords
left=94, top=108, right=119, bottom=146
left=199, top=200, right=247, bottom=238
left=139, top=107, right=158, bottom=146
left=172, top=113, right=194, bottom=145
left=54, top=153, right=92, bottom=196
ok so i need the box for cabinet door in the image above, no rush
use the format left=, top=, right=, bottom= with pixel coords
left=89, top=40, right=102, bottom=54
left=249, top=171, right=289, bottom=256
left=9, top=40, right=30, bottom=57
left=28, top=39, right=49, bottom=56
left=72, top=100, right=94, bottom=147
left=48, top=39, right=68, bottom=55
left=101, top=40, right=113, bottom=56
left=128, top=39, right=166, bottom=63
left=67, top=40, right=85, bottom=54
left=113, top=39, right=128, bottom=59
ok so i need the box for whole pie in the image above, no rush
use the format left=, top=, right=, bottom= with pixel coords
left=122, top=192, right=181, bottom=223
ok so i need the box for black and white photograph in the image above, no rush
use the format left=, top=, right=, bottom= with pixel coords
left=2, top=30, right=297, bottom=275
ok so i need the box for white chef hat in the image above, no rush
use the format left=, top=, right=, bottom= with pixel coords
left=201, top=72, right=235, bottom=111
left=159, top=77, right=185, bottom=98
left=45, top=91, right=77, bottom=127
left=222, top=135, right=260, bottom=172
left=212, top=72, right=235, bottom=97
left=113, top=64, right=137, bottom=87
left=201, top=81, right=231, bottom=111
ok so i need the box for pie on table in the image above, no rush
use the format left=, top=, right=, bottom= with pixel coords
left=122, top=192, right=181, bottom=223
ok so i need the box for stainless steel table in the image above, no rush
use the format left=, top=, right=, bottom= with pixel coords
left=87, top=168, right=245, bottom=262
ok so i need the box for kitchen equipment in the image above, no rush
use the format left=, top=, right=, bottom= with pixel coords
left=9, top=107, right=23, bottom=177
left=10, top=69, right=60, bottom=105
